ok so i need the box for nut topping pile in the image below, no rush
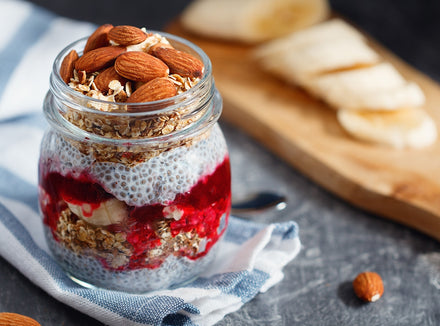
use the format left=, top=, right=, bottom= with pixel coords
left=60, top=24, right=204, bottom=108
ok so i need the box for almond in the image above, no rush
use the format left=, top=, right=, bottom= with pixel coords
left=59, top=49, right=78, bottom=84
left=353, top=271, right=384, bottom=302
left=108, top=25, right=148, bottom=46
left=115, top=51, right=169, bottom=82
left=94, top=66, right=127, bottom=93
left=127, top=77, right=177, bottom=104
left=75, top=46, right=125, bottom=73
left=84, top=24, right=113, bottom=53
left=148, top=42, right=174, bottom=54
left=0, top=312, right=41, bottom=326
left=151, top=47, right=204, bottom=78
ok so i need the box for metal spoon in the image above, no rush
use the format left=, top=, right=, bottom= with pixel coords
left=231, top=192, right=287, bottom=215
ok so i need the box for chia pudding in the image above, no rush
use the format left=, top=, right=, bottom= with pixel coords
left=38, top=25, right=231, bottom=292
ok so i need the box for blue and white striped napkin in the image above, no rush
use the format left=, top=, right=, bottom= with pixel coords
left=0, top=1, right=301, bottom=325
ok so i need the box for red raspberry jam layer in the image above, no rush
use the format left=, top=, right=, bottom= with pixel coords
left=39, top=157, right=231, bottom=270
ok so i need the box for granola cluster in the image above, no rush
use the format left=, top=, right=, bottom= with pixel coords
left=56, top=207, right=205, bottom=270
left=66, top=107, right=192, bottom=139
left=155, top=219, right=204, bottom=257
left=64, top=109, right=208, bottom=165
left=56, top=208, right=132, bottom=269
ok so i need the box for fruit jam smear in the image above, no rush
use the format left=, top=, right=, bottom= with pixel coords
left=39, top=157, right=231, bottom=271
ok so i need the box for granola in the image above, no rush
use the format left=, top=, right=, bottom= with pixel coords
left=56, top=208, right=132, bottom=269
left=56, top=206, right=206, bottom=270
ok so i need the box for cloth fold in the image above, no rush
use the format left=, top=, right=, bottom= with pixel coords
left=0, top=1, right=301, bottom=325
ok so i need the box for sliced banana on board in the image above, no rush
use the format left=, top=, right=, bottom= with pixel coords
left=255, top=18, right=437, bottom=148
left=66, top=199, right=128, bottom=226
left=181, top=0, right=330, bottom=43
left=337, top=108, right=437, bottom=149
left=258, top=37, right=380, bottom=86
left=255, top=19, right=367, bottom=57
left=309, top=63, right=426, bottom=110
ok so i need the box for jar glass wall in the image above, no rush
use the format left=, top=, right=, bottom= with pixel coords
left=38, top=32, right=231, bottom=292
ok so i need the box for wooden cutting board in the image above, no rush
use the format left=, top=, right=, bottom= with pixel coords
left=167, top=20, right=440, bottom=241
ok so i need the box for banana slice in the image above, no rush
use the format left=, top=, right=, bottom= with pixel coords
left=66, top=198, right=128, bottom=226
left=337, top=108, right=437, bottom=149
left=261, top=38, right=379, bottom=86
left=181, top=0, right=329, bottom=43
left=309, top=63, right=425, bottom=110
left=255, top=19, right=379, bottom=86
left=339, top=82, right=425, bottom=111
left=255, top=19, right=368, bottom=60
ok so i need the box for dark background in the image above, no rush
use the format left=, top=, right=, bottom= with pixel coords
left=26, top=0, right=440, bottom=82
left=2, top=1, right=440, bottom=325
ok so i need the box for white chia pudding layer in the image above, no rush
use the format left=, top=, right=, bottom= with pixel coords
left=40, top=124, right=228, bottom=206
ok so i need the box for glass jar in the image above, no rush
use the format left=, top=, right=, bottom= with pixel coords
left=38, top=32, right=231, bottom=292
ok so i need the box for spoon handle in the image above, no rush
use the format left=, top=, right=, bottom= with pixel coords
left=231, top=192, right=287, bottom=215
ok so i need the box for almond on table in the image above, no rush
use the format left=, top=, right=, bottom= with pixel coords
left=60, top=24, right=204, bottom=106
left=353, top=271, right=384, bottom=302
left=0, top=312, right=41, bottom=326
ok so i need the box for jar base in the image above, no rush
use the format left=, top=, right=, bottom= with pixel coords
left=45, top=226, right=221, bottom=293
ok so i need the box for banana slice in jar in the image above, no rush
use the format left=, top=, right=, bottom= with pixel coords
left=181, top=0, right=330, bottom=43
left=337, top=108, right=438, bottom=149
left=66, top=198, right=128, bottom=226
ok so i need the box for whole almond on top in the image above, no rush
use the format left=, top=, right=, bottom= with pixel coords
left=59, top=49, right=78, bottom=83
left=94, top=66, right=127, bottom=93
left=0, top=312, right=41, bottom=326
left=84, top=24, right=113, bottom=53
left=108, top=25, right=148, bottom=46
left=75, top=46, right=125, bottom=73
left=148, top=42, right=174, bottom=54
left=353, top=271, right=384, bottom=302
left=127, top=77, right=177, bottom=104
left=115, top=51, right=169, bottom=82
left=151, top=47, right=204, bottom=78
